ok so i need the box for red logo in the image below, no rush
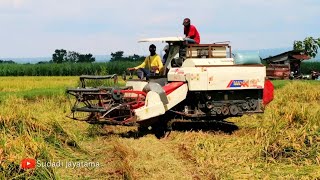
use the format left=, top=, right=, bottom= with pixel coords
left=21, top=158, right=36, bottom=169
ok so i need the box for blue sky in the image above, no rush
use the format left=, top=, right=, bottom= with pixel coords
left=0, top=0, right=319, bottom=58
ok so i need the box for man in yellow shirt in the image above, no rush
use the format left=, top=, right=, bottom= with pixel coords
left=127, top=44, right=163, bottom=80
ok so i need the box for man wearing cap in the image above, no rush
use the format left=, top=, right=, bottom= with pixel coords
left=127, top=44, right=163, bottom=80
left=183, top=18, right=200, bottom=44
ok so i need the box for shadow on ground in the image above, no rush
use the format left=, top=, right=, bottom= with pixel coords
left=100, top=121, right=239, bottom=139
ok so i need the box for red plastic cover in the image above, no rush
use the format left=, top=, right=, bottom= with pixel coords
left=263, top=79, right=274, bottom=105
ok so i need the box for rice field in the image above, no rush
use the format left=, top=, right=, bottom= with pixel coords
left=0, top=77, right=320, bottom=179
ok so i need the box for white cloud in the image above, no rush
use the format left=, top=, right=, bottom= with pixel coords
left=0, top=0, right=26, bottom=9
left=0, top=0, right=320, bottom=57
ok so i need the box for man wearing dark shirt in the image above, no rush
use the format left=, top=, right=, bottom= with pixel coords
left=183, top=18, right=200, bottom=44
left=162, top=45, right=169, bottom=65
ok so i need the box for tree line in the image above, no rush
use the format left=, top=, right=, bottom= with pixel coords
left=1, top=36, right=319, bottom=65
left=51, top=49, right=96, bottom=63
left=43, top=49, right=145, bottom=64
left=110, top=51, right=145, bottom=62
left=294, top=37, right=320, bottom=58
left=0, top=60, right=16, bottom=64
left=0, top=50, right=146, bottom=65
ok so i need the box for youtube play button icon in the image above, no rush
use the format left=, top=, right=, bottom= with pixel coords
left=21, top=158, right=36, bottom=169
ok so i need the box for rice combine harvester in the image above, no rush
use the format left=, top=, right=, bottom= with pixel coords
left=66, top=37, right=274, bottom=137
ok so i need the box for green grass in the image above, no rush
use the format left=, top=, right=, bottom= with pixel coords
left=0, top=61, right=141, bottom=76
left=301, top=62, right=320, bottom=73
left=0, top=61, right=318, bottom=76
left=271, top=80, right=289, bottom=89
left=272, top=79, right=320, bottom=89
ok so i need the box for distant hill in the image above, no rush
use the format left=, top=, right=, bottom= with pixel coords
left=94, top=55, right=112, bottom=62
left=0, top=57, right=52, bottom=64
left=1, top=48, right=319, bottom=64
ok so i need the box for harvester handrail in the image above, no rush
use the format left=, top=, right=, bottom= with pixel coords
left=79, top=74, right=118, bottom=88
left=79, top=74, right=117, bottom=80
